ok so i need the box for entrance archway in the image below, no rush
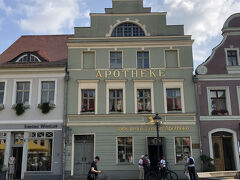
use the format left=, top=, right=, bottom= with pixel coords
left=208, top=128, right=240, bottom=171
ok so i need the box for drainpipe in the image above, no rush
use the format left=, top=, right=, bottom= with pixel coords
left=63, top=68, right=69, bottom=180
left=193, top=75, right=203, bottom=171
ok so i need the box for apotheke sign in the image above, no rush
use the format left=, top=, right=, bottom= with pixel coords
left=24, top=124, right=58, bottom=129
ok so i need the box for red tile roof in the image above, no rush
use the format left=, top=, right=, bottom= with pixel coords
left=0, top=35, right=73, bottom=65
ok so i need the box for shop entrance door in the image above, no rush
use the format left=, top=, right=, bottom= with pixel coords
left=147, top=137, right=165, bottom=170
left=12, top=147, right=23, bottom=179
left=74, top=135, right=94, bottom=176
left=212, top=131, right=235, bottom=171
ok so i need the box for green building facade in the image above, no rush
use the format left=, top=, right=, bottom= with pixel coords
left=65, top=0, right=200, bottom=179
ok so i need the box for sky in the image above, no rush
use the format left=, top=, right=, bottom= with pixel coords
left=0, top=0, right=240, bottom=69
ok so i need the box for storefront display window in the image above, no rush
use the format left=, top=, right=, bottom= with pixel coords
left=109, top=89, right=123, bottom=112
left=175, top=137, right=191, bottom=163
left=0, top=132, right=6, bottom=166
left=167, top=88, right=182, bottom=112
left=81, top=90, right=95, bottom=113
left=27, top=132, right=53, bottom=172
left=117, top=137, right=133, bottom=163
left=137, top=89, right=151, bottom=112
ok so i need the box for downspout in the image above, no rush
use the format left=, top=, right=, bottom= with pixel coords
left=63, top=67, right=69, bottom=180
left=193, top=75, right=203, bottom=171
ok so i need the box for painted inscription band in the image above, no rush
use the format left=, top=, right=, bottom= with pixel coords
left=118, top=125, right=190, bottom=132
left=96, top=69, right=166, bottom=78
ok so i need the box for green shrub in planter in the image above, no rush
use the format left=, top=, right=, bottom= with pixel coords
left=12, top=103, right=30, bottom=116
left=200, top=154, right=216, bottom=172
left=38, top=102, right=55, bottom=114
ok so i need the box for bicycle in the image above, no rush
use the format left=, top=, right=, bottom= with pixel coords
left=149, top=163, right=178, bottom=180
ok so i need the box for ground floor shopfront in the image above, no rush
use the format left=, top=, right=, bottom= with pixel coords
left=65, top=114, right=201, bottom=180
left=0, top=123, right=63, bottom=180
left=200, top=119, right=240, bottom=172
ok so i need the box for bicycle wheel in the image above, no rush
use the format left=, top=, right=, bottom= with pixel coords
left=166, top=170, right=178, bottom=180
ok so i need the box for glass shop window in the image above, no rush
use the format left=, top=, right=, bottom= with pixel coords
left=227, top=50, right=238, bottom=66
left=81, top=89, right=95, bottom=113
left=16, top=82, right=30, bottom=104
left=27, top=132, right=53, bottom=172
left=175, top=137, right=191, bottom=163
left=137, top=89, right=152, bottom=113
left=210, top=90, right=228, bottom=115
left=0, top=82, right=5, bottom=104
left=117, top=137, right=133, bottom=164
left=109, top=89, right=123, bottom=113
left=167, top=88, right=182, bottom=112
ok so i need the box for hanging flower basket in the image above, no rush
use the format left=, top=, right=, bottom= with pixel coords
left=38, top=102, right=55, bottom=114
left=0, top=104, right=4, bottom=111
left=12, top=103, right=30, bottom=116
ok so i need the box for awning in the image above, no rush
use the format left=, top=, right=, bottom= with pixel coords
left=28, top=141, right=49, bottom=151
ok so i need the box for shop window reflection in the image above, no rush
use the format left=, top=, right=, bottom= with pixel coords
left=0, top=133, right=6, bottom=166
left=175, top=137, right=191, bottom=163
left=117, top=137, right=133, bottom=164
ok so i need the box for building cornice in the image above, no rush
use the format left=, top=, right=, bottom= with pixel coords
left=90, top=12, right=167, bottom=17
left=197, top=74, right=240, bottom=81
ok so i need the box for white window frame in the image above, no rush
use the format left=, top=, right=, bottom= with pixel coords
left=116, top=136, right=134, bottom=164
left=12, top=79, right=32, bottom=105
left=164, top=49, right=180, bottom=68
left=38, top=79, right=57, bottom=105
left=109, top=50, right=123, bottom=69
left=225, top=48, right=240, bottom=66
left=237, top=86, right=240, bottom=113
left=106, top=80, right=126, bottom=114
left=136, top=50, right=151, bottom=69
left=207, top=86, right=232, bottom=116
left=134, top=80, right=154, bottom=114
left=78, top=80, right=99, bottom=114
left=0, top=80, right=7, bottom=105
left=174, top=136, right=192, bottom=164
left=162, top=79, right=185, bottom=113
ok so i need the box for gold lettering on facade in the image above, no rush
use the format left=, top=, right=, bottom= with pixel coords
left=159, top=70, right=166, bottom=77
left=122, top=70, right=129, bottom=78
left=113, top=70, right=120, bottom=78
left=131, top=70, right=138, bottom=78
left=150, top=69, right=156, bottom=78
left=118, top=126, right=190, bottom=132
left=96, top=71, right=103, bottom=78
left=140, top=70, right=147, bottom=78
left=105, top=71, right=112, bottom=78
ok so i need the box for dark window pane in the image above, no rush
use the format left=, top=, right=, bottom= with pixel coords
left=0, top=82, right=4, bottom=91
left=0, top=93, right=3, bottom=104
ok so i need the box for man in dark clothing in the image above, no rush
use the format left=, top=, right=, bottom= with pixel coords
left=87, top=156, right=101, bottom=180
left=187, top=155, right=196, bottom=180
left=143, top=154, right=150, bottom=180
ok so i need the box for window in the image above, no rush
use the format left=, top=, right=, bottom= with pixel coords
left=0, top=82, right=5, bottom=104
left=175, top=137, right=191, bottom=163
left=137, top=51, right=149, bottom=69
left=16, top=54, right=41, bottom=63
left=110, top=52, right=122, bottom=69
left=27, top=132, right=53, bottom=172
left=167, top=88, right=182, bottom=112
left=16, top=82, right=30, bottom=104
left=41, top=81, right=55, bottom=104
left=111, top=23, right=145, bottom=37
left=165, top=50, right=179, bottom=68
left=83, top=52, right=95, bottom=69
left=117, top=137, right=133, bottom=163
left=137, top=89, right=151, bottom=112
left=0, top=132, right=7, bottom=166
left=210, top=90, right=227, bottom=115
left=227, top=50, right=238, bottom=66
left=109, top=89, right=123, bottom=113
left=81, top=90, right=95, bottom=113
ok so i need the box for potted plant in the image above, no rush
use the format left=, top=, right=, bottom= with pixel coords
left=12, top=103, right=30, bottom=116
left=200, top=154, right=216, bottom=172
left=0, top=164, right=8, bottom=180
left=38, top=102, right=55, bottom=114
left=0, top=104, right=4, bottom=111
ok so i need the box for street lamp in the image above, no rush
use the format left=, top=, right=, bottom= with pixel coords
left=153, top=113, right=163, bottom=180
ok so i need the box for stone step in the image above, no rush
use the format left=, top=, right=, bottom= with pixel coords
left=198, top=171, right=240, bottom=179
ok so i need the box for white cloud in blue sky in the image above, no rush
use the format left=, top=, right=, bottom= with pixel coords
left=0, top=0, right=239, bottom=69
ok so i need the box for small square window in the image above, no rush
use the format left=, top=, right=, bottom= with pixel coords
left=110, top=52, right=122, bottom=69
left=137, top=52, right=149, bottom=69
left=227, top=50, right=238, bottom=66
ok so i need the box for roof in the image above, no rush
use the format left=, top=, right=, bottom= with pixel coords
left=0, top=34, right=73, bottom=66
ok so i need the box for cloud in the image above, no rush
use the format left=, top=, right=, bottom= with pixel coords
left=144, top=0, right=240, bottom=45
left=18, top=0, right=89, bottom=34
left=0, top=0, right=12, bottom=14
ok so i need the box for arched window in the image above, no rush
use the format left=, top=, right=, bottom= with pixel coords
left=111, top=23, right=145, bottom=37
left=15, top=53, right=42, bottom=63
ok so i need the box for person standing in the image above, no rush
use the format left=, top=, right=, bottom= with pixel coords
left=138, top=155, right=144, bottom=180
left=143, top=154, right=150, bottom=180
left=160, top=156, right=167, bottom=180
left=187, top=154, right=196, bottom=180
left=87, top=156, right=101, bottom=180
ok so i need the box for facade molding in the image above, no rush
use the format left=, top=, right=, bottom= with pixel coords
left=200, top=116, right=240, bottom=121
left=90, top=12, right=167, bottom=17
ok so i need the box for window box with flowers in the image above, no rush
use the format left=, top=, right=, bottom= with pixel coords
left=38, top=102, right=55, bottom=114
left=12, top=103, right=30, bottom=116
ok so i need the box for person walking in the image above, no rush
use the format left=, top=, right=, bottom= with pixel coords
left=160, top=156, right=167, bottom=180
left=187, top=154, right=196, bottom=180
left=184, top=156, right=190, bottom=180
left=138, top=155, right=144, bottom=180
left=87, top=156, right=101, bottom=180
left=143, top=154, right=150, bottom=180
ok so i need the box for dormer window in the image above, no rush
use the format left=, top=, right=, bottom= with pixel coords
left=16, top=54, right=41, bottom=63
left=111, top=23, right=145, bottom=37
left=227, top=50, right=238, bottom=66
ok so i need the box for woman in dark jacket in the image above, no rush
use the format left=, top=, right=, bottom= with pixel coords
left=87, top=156, right=101, bottom=180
